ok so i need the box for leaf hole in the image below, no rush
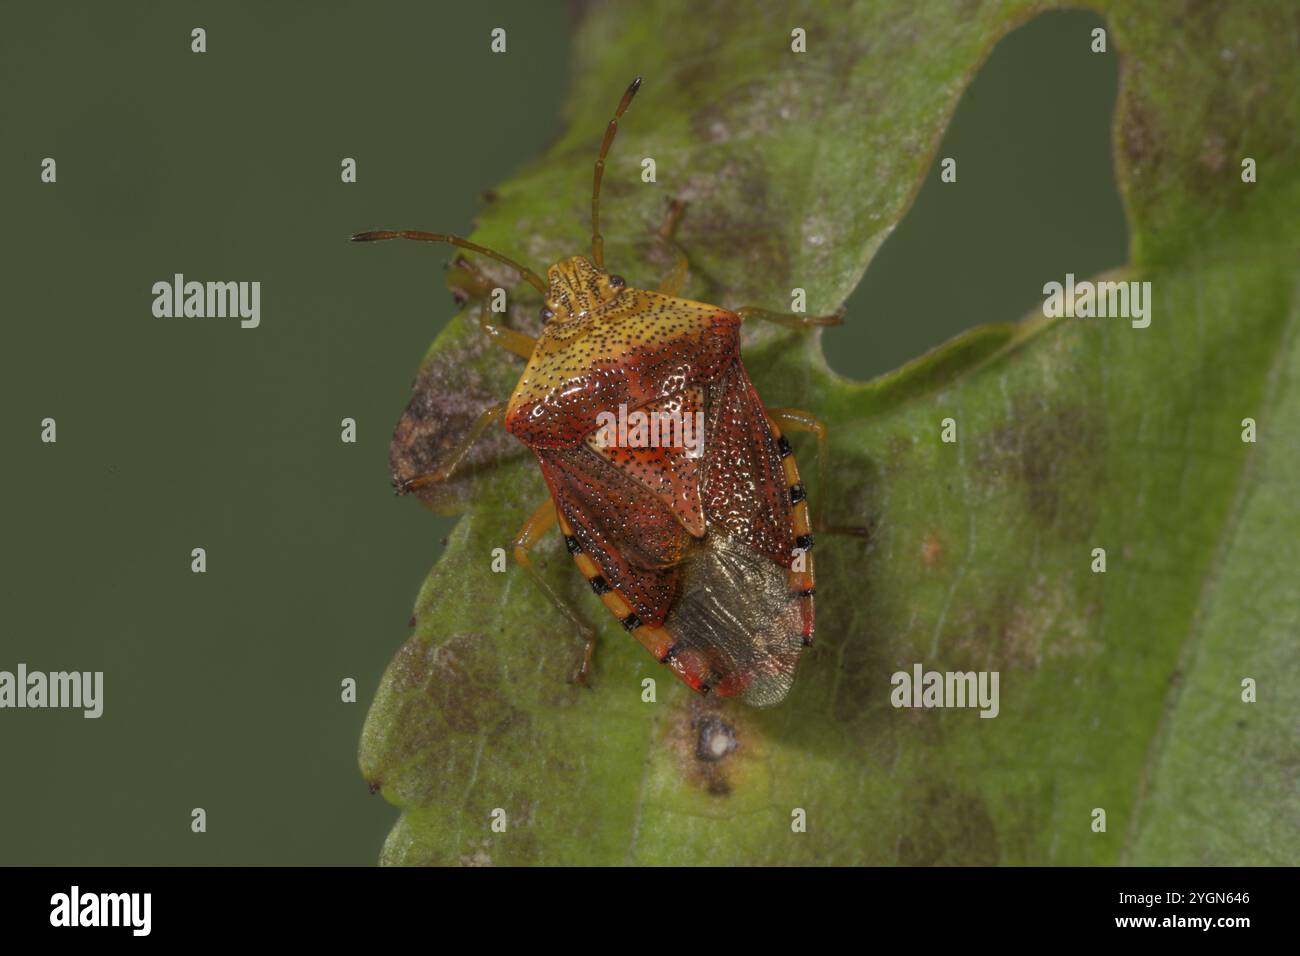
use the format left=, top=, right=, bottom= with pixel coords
left=825, top=10, right=1127, bottom=382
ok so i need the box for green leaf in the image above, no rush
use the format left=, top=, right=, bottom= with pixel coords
left=359, top=0, right=1300, bottom=865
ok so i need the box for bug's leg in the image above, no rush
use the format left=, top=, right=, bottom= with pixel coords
left=445, top=253, right=496, bottom=305
left=477, top=305, right=536, bottom=359
left=446, top=254, right=537, bottom=359
left=737, top=305, right=845, bottom=330
left=766, top=408, right=870, bottom=537
left=512, top=499, right=598, bottom=685
left=396, top=403, right=506, bottom=494
left=655, top=198, right=690, bottom=296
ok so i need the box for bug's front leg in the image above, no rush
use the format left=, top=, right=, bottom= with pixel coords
left=476, top=306, right=537, bottom=359
left=396, top=402, right=506, bottom=494
left=512, top=498, right=598, bottom=685
left=766, top=407, right=870, bottom=538
left=737, top=306, right=845, bottom=330
left=445, top=253, right=497, bottom=305
left=446, top=254, right=538, bottom=359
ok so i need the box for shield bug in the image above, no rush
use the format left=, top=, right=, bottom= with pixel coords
left=354, top=77, right=847, bottom=706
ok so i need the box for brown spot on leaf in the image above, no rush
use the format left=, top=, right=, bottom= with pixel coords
left=362, top=629, right=559, bottom=812
left=1118, top=82, right=1160, bottom=185
left=388, top=247, right=546, bottom=514
left=920, top=530, right=944, bottom=568
left=387, top=632, right=511, bottom=735
left=389, top=322, right=527, bottom=513
left=814, top=517, right=899, bottom=763
left=946, top=574, right=1101, bottom=675
left=896, top=784, right=999, bottom=865
left=977, top=400, right=1105, bottom=539
left=664, top=696, right=761, bottom=797
left=830, top=622, right=906, bottom=761
left=1199, top=130, right=1228, bottom=176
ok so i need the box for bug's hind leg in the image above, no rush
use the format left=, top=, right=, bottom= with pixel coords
left=738, top=306, right=845, bottom=330
left=655, top=199, right=690, bottom=296
left=766, top=408, right=871, bottom=538
left=396, top=403, right=506, bottom=494
left=513, top=498, right=598, bottom=685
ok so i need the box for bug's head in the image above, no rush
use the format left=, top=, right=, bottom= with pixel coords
left=542, top=255, right=626, bottom=320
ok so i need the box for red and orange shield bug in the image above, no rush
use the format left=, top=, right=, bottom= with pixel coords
left=354, top=78, right=846, bottom=706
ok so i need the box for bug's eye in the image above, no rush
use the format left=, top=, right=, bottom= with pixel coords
left=540, top=306, right=555, bottom=321
left=608, top=274, right=625, bottom=288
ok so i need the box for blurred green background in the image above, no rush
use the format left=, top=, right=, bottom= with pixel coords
left=0, top=2, right=1121, bottom=864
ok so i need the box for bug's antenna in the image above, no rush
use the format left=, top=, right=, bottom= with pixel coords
left=350, top=230, right=548, bottom=295
left=591, top=76, right=642, bottom=269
